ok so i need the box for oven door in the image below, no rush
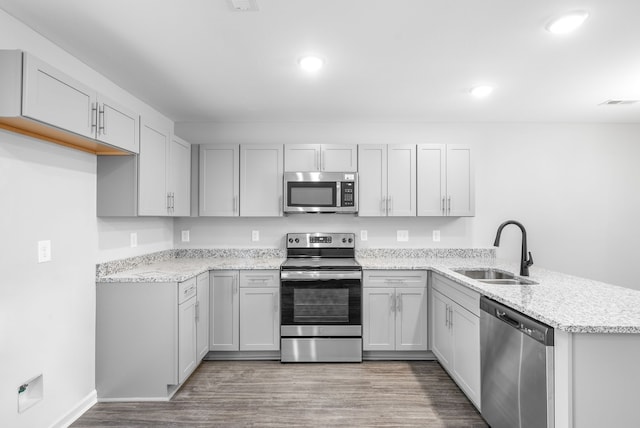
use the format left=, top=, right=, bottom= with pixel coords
left=280, top=272, right=361, bottom=333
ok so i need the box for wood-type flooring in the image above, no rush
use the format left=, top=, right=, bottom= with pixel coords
left=73, top=360, right=488, bottom=427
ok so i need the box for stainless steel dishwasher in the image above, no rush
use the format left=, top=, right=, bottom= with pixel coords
left=480, top=297, right=554, bottom=428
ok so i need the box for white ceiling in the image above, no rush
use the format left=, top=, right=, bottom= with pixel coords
left=1, top=0, right=639, bottom=123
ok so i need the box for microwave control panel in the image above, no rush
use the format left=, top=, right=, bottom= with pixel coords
left=341, top=182, right=355, bottom=206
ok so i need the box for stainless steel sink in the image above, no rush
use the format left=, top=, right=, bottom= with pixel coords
left=452, top=268, right=537, bottom=285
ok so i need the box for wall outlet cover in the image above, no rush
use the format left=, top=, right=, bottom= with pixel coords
left=37, top=240, right=51, bottom=263
left=360, top=230, right=368, bottom=241
left=130, top=232, right=138, bottom=248
left=397, top=230, right=409, bottom=242
left=181, top=230, right=190, bottom=242
left=251, top=230, right=260, bottom=242
left=433, top=230, right=441, bottom=242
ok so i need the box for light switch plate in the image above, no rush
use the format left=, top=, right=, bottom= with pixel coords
left=181, top=230, right=190, bottom=242
left=360, top=230, right=368, bottom=241
left=433, top=230, right=441, bottom=242
left=397, top=230, right=409, bottom=242
left=37, top=240, right=51, bottom=263
left=251, top=230, right=260, bottom=242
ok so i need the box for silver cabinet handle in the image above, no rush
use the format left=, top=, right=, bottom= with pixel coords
left=445, top=303, right=449, bottom=327
left=396, top=293, right=402, bottom=313
left=98, top=105, right=105, bottom=135
left=167, top=193, right=171, bottom=211
left=442, top=197, right=445, bottom=215
left=195, top=301, right=200, bottom=322
left=380, top=198, right=386, bottom=214
left=447, top=196, right=451, bottom=215
left=449, top=306, right=453, bottom=328
left=91, top=102, right=98, bottom=134
left=390, top=294, right=396, bottom=313
left=388, top=197, right=393, bottom=214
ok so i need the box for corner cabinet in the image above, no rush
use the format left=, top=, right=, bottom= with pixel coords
left=97, top=122, right=191, bottom=217
left=0, top=50, right=138, bottom=154
left=358, top=145, right=417, bottom=216
left=417, top=144, right=474, bottom=217
left=284, top=144, right=357, bottom=172
left=430, top=272, right=481, bottom=409
left=240, top=144, right=283, bottom=217
left=210, top=270, right=280, bottom=353
left=362, top=270, right=428, bottom=352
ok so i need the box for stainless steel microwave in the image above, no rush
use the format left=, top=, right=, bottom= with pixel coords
left=283, top=172, right=358, bottom=214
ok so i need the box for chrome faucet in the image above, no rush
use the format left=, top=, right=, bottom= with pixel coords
left=493, top=220, right=534, bottom=276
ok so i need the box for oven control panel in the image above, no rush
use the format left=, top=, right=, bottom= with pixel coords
left=286, top=232, right=355, bottom=248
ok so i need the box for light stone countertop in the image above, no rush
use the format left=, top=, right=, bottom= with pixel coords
left=360, top=257, right=640, bottom=334
left=96, top=250, right=640, bottom=334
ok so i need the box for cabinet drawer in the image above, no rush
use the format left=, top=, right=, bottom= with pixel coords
left=178, top=277, right=197, bottom=303
left=239, top=270, right=279, bottom=288
left=363, top=270, right=427, bottom=288
left=431, top=273, right=480, bottom=317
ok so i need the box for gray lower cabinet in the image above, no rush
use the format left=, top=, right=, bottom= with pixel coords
left=209, top=270, right=280, bottom=353
left=430, top=272, right=481, bottom=409
left=96, top=275, right=207, bottom=401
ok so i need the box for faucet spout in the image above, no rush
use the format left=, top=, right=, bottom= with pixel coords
left=493, top=220, right=534, bottom=276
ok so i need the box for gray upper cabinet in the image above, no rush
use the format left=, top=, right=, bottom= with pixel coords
left=0, top=50, right=139, bottom=154
left=97, top=121, right=191, bottom=217
left=284, top=144, right=357, bottom=172
left=138, top=118, right=171, bottom=215
left=199, top=144, right=239, bottom=217
left=417, top=144, right=474, bottom=217
left=358, top=144, right=416, bottom=217
left=241, top=144, right=283, bottom=217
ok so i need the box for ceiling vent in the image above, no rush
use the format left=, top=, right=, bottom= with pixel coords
left=229, top=0, right=259, bottom=11
left=599, top=100, right=639, bottom=106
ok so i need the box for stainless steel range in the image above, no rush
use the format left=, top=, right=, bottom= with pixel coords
left=280, top=232, right=362, bottom=362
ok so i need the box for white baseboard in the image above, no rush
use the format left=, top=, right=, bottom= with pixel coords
left=49, top=389, right=97, bottom=428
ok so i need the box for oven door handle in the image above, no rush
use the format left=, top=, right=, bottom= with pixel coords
left=280, top=271, right=362, bottom=281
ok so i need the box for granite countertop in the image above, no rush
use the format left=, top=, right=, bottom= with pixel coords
left=360, top=257, right=640, bottom=334
left=96, top=248, right=640, bottom=334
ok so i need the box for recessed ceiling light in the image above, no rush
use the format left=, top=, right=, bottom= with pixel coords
left=546, top=11, right=589, bottom=34
left=470, top=85, right=494, bottom=98
left=299, top=56, right=324, bottom=72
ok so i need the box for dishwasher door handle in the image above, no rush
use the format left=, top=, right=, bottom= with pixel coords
left=496, top=309, right=520, bottom=328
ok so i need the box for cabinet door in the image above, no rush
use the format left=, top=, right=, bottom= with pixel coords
left=199, top=144, right=239, bottom=216
left=387, top=144, right=416, bottom=216
left=22, top=53, right=95, bottom=139
left=362, top=287, right=396, bottom=351
left=417, top=144, right=446, bottom=216
left=446, top=145, right=474, bottom=217
left=451, top=304, right=481, bottom=408
left=321, top=144, right=357, bottom=172
left=169, top=136, right=191, bottom=216
left=358, top=145, right=387, bottom=217
left=430, top=289, right=453, bottom=367
left=210, top=271, right=239, bottom=351
left=395, top=287, right=428, bottom=351
left=239, top=288, right=280, bottom=351
left=138, top=118, right=170, bottom=215
left=240, top=144, right=283, bottom=217
left=196, top=272, right=210, bottom=361
left=284, top=144, right=320, bottom=171
left=178, top=296, right=197, bottom=384
left=96, top=94, right=139, bottom=153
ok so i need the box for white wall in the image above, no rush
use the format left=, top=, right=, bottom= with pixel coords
left=175, top=121, right=640, bottom=290
left=0, top=9, right=174, bottom=427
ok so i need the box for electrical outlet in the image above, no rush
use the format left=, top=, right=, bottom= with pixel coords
left=433, top=230, right=441, bottom=242
left=397, top=230, right=409, bottom=242
left=37, top=240, right=51, bottom=263
left=251, top=230, right=260, bottom=242
left=360, top=230, right=368, bottom=241
left=181, top=230, right=190, bottom=242
left=130, top=232, right=137, bottom=248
